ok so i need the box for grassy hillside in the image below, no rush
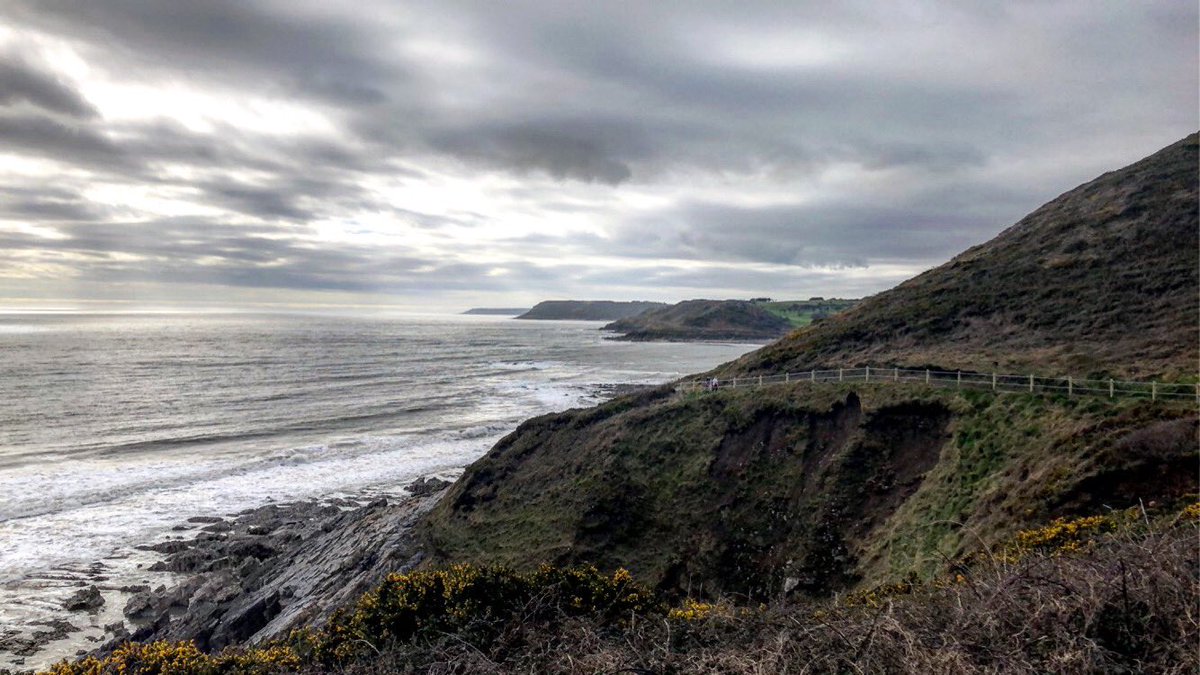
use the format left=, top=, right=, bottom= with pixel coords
left=422, top=134, right=1200, bottom=600
left=516, top=300, right=667, bottom=321
left=723, top=134, right=1198, bottom=380
left=759, top=298, right=858, bottom=327
left=421, top=383, right=1196, bottom=598
left=603, top=299, right=794, bottom=341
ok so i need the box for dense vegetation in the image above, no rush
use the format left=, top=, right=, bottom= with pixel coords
left=45, top=507, right=1199, bottom=674
left=602, top=298, right=859, bottom=341
left=422, top=382, right=1197, bottom=598
left=602, top=299, right=794, bottom=341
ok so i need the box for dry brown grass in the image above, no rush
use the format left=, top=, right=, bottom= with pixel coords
left=325, top=521, right=1198, bottom=674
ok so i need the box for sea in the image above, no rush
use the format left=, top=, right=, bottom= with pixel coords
left=0, top=311, right=758, bottom=668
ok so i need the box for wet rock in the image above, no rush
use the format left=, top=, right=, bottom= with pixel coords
left=0, top=634, right=40, bottom=657
left=63, top=586, right=104, bottom=612
left=136, top=540, right=191, bottom=554
left=121, top=492, right=440, bottom=652
left=149, top=549, right=216, bottom=573
left=190, top=573, right=242, bottom=606
left=123, top=592, right=158, bottom=620
left=407, top=476, right=452, bottom=497
left=201, top=521, right=234, bottom=533
left=30, top=620, right=78, bottom=638
left=186, top=516, right=224, bottom=524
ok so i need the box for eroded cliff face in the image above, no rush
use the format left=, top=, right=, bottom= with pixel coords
left=420, top=384, right=1197, bottom=599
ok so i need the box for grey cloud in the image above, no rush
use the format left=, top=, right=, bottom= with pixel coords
left=0, top=186, right=108, bottom=221
left=0, top=114, right=133, bottom=169
left=609, top=181, right=1042, bottom=268
left=6, top=0, right=402, bottom=107
left=0, top=0, right=1194, bottom=305
left=0, top=218, right=583, bottom=296
left=0, top=53, right=96, bottom=118
left=203, top=183, right=314, bottom=222
left=431, top=123, right=634, bottom=185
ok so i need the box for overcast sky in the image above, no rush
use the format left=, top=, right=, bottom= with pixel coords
left=0, top=1, right=1195, bottom=312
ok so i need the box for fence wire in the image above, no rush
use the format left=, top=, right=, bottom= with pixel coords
left=685, top=366, right=1198, bottom=402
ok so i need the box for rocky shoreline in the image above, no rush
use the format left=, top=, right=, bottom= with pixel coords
left=0, top=382, right=655, bottom=674
left=0, top=477, right=452, bottom=674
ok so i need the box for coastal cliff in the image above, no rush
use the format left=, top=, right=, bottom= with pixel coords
left=602, top=299, right=794, bottom=341
left=516, top=300, right=667, bottom=321
left=422, top=133, right=1200, bottom=596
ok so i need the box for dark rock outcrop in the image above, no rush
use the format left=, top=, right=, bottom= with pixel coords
left=62, top=586, right=103, bottom=612
left=106, top=478, right=449, bottom=654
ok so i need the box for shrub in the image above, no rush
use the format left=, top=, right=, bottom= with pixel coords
left=298, top=564, right=662, bottom=665
left=46, top=641, right=299, bottom=675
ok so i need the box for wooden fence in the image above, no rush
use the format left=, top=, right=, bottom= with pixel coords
left=686, top=367, right=1198, bottom=402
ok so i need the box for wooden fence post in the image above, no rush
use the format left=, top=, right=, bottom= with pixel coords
left=865, top=366, right=870, bottom=383
left=893, top=367, right=899, bottom=382
left=992, top=372, right=997, bottom=391
left=1109, top=379, right=1114, bottom=399
left=732, top=376, right=738, bottom=388
left=925, top=369, right=930, bottom=385
left=839, top=368, right=844, bottom=382
left=956, top=371, right=961, bottom=388
left=1068, top=376, right=1073, bottom=397
left=785, top=372, right=789, bottom=383
left=1029, top=374, right=1034, bottom=393
left=758, top=374, right=763, bottom=386
left=810, top=370, right=815, bottom=383
left=1151, top=381, right=1156, bottom=401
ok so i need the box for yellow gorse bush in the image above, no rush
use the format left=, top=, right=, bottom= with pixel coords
left=300, top=563, right=663, bottom=665
left=1012, top=514, right=1116, bottom=555
left=47, top=564, right=662, bottom=675
left=45, top=640, right=300, bottom=675
left=1180, top=501, right=1200, bottom=522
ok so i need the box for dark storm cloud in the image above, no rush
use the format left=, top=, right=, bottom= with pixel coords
left=0, top=52, right=96, bottom=118
left=0, top=0, right=1195, bottom=303
left=5, top=0, right=401, bottom=106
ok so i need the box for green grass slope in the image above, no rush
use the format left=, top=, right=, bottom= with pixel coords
left=725, top=133, right=1199, bottom=380
left=422, top=134, right=1200, bottom=600
left=759, top=298, right=858, bottom=327
left=421, top=383, right=1196, bottom=598
left=602, top=299, right=794, bottom=341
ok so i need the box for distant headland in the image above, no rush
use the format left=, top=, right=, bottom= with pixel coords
left=515, top=300, right=668, bottom=321
left=461, top=308, right=530, bottom=316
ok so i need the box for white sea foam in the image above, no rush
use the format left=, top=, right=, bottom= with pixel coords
left=0, top=313, right=760, bottom=670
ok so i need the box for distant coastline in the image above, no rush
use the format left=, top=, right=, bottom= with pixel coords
left=516, top=300, right=667, bottom=321
left=461, top=308, right=530, bottom=315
